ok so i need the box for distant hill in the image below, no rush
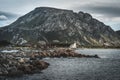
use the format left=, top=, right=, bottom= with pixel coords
left=0, top=7, right=120, bottom=47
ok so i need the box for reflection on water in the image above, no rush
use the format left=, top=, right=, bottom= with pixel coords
left=1, top=49, right=120, bottom=80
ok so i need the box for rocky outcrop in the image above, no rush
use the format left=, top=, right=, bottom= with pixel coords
left=30, top=49, right=99, bottom=58
left=0, top=54, right=49, bottom=77
left=0, top=48, right=99, bottom=77
left=0, top=7, right=119, bottom=47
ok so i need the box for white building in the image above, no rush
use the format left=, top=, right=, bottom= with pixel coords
left=70, top=42, right=77, bottom=48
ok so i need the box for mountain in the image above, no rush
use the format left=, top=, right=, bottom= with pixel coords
left=116, top=30, right=120, bottom=36
left=0, top=7, right=120, bottom=47
left=0, top=40, right=11, bottom=47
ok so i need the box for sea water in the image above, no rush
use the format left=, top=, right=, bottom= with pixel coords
left=1, top=49, right=120, bottom=80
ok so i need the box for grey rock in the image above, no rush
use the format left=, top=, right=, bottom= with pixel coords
left=0, top=7, right=120, bottom=47
left=116, top=30, right=120, bottom=36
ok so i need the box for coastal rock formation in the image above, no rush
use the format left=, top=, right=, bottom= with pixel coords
left=0, top=48, right=99, bottom=77
left=0, top=7, right=119, bottom=47
left=29, top=49, right=99, bottom=58
left=0, top=53, right=49, bottom=76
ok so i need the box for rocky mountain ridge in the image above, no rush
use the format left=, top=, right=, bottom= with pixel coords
left=0, top=7, right=120, bottom=47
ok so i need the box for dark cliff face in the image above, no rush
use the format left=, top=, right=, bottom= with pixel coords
left=0, top=7, right=120, bottom=47
left=116, top=30, right=120, bottom=35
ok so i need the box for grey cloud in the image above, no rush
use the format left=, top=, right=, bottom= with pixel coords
left=0, top=11, right=19, bottom=27
left=109, top=23, right=120, bottom=31
left=0, top=11, right=19, bottom=21
left=81, top=6, right=120, bottom=17
left=0, top=15, right=8, bottom=20
left=72, top=1, right=120, bottom=17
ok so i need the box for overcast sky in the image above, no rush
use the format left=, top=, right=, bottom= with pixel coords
left=0, top=0, right=120, bottom=31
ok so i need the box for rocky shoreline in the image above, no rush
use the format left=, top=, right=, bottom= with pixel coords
left=0, top=54, right=49, bottom=77
left=0, top=48, right=99, bottom=77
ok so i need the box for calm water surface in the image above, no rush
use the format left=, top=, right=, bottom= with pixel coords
left=1, top=49, right=120, bottom=80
